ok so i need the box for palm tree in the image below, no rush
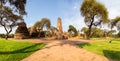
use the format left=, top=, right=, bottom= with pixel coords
left=80, top=0, right=108, bottom=39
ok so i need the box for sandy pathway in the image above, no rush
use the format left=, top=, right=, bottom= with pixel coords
left=21, top=40, right=111, bottom=61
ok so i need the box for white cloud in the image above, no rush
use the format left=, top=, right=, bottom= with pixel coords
left=61, top=1, right=86, bottom=31
left=97, top=0, right=120, bottom=19
left=0, top=27, right=16, bottom=34
left=0, top=27, right=6, bottom=34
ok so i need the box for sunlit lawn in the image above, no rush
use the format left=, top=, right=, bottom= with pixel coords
left=0, top=39, right=46, bottom=61
left=77, top=38, right=120, bottom=61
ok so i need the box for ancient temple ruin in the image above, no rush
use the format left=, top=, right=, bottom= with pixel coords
left=56, top=17, right=64, bottom=39
left=57, top=17, right=63, bottom=33
left=14, top=22, right=29, bottom=39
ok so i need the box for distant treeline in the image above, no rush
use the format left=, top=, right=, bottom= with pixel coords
left=0, top=34, right=14, bottom=38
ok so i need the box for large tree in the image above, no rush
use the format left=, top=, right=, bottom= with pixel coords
left=40, top=18, right=51, bottom=30
left=1, top=0, right=27, bottom=15
left=34, top=18, right=51, bottom=31
left=32, top=18, right=51, bottom=37
left=0, top=6, right=22, bottom=39
left=110, top=16, right=120, bottom=37
left=111, top=17, right=120, bottom=30
left=0, top=0, right=27, bottom=39
left=80, top=0, right=109, bottom=39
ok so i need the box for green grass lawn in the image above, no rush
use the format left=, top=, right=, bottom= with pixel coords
left=0, top=39, right=46, bottom=61
left=77, top=39, right=120, bottom=61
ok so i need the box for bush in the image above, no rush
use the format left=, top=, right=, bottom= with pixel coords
left=0, top=34, right=5, bottom=38
left=117, top=31, right=120, bottom=37
left=0, top=34, right=14, bottom=38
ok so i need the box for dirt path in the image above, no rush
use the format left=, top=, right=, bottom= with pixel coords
left=21, top=39, right=113, bottom=61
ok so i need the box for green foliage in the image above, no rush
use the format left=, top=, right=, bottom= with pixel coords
left=91, top=28, right=104, bottom=37
left=34, top=21, right=42, bottom=30
left=34, top=18, right=51, bottom=30
left=81, top=27, right=116, bottom=38
left=81, top=0, right=108, bottom=23
left=68, top=25, right=78, bottom=37
left=0, top=39, right=45, bottom=61
left=81, top=27, right=88, bottom=34
left=0, top=34, right=14, bottom=38
left=31, top=18, right=51, bottom=38
left=117, top=31, right=120, bottom=37
left=1, top=0, right=27, bottom=15
left=77, top=40, right=120, bottom=60
left=111, top=16, right=120, bottom=30
left=0, top=0, right=27, bottom=39
left=80, top=0, right=108, bottom=39
left=41, top=18, right=51, bottom=30
left=0, top=34, right=6, bottom=38
left=107, top=30, right=116, bottom=37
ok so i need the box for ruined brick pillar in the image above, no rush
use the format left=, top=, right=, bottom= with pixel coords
left=56, top=17, right=63, bottom=39
left=57, top=17, right=63, bottom=33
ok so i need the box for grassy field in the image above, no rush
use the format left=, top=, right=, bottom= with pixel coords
left=0, top=39, right=46, bottom=61
left=77, top=38, right=120, bottom=61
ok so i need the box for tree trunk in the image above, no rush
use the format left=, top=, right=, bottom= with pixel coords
left=87, top=17, right=94, bottom=40
left=5, top=33, right=8, bottom=40
left=4, top=26, right=12, bottom=40
left=87, top=26, right=92, bottom=40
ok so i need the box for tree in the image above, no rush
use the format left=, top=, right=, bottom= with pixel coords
left=68, top=25, right=78, bottom=37
left=81, top=27, right=104, bottom=38
left=80, top=0, right=108, bottom=39
left=110, top=16, right=120, bottom=37
left=111, top=17, right=120, bottom=30
left=81, top=27, right=88, bottom=38
left=48, top=26, right=58, bottom=36
left=41, top=18, right=51, bottom=30
left=1, top=0, right=27, bottom=15
left=107, top=30, right=116, bottom=37
left=0, top=0, right=27, bottom=39
left=0, top=6, right=22, bottom=39
left=91, top=28, right=104, bottom=38
left=34, top=18, right=51, bottom=31
left=34, top=21, right=42, bottom=31
left=117, top=31, right=120, bottom=37
left=32, top=18, right=51, bottom=38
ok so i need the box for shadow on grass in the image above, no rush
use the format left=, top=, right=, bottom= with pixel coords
left=0, top=43, right=45, bottom=54
left=103, top=50, right=120, bottom=60
left=76, top=43, right=91, bottom=48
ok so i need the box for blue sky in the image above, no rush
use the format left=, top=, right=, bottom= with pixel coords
left=24, top=0, right=84, bottom=32
left=0, top=0, right=120, bottom=33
